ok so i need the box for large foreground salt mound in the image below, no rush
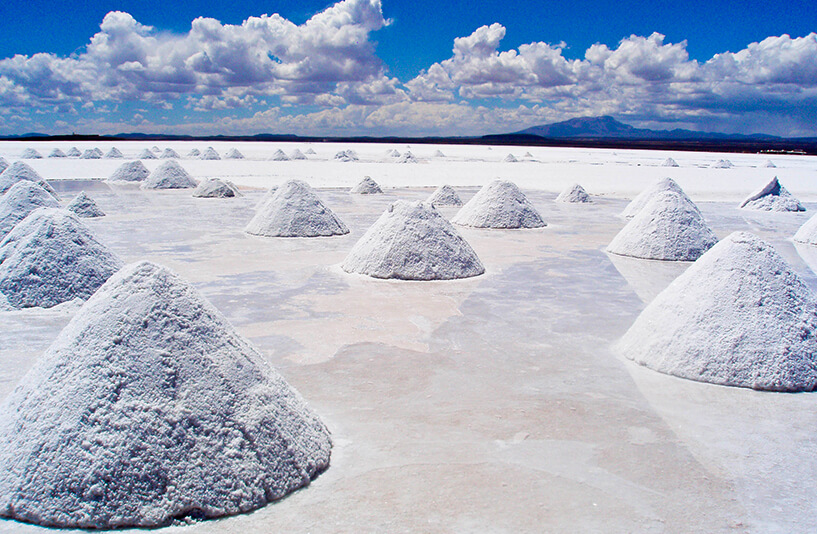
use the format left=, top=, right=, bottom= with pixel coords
left=192, top=178, right=240, bottom=198
left=0, top=208, right=121, bottom=308
left=246, top=180, right=348, bottom=237
left=617, top=232, right=817, bottom=391
left=141, top=160, right=197, bottom=189
left=608, top=191, right=717, bottom=261
left=0, top=161, right=44, bottom=195
left=452, top=180, right=546, bottom=229
left=66, top=191, right=105, bottom=218
left=555, top=183, right=592, bottom=203
left=620, top=177, right=686, bottom=219
left=108, top=160, right=150, bottom=182
left=0, top=261, right=331, bottom=528
left=0, top=181, right=60, bottom=239
left=342, top=201, right=484, bottom=280
left=427, top=184, right=462, bottom=207
left=350, top=176, right=382, bottom=194
left=738, top=177, right=805, bottom=212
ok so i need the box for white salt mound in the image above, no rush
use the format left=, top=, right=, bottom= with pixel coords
left=161, top=148, right=180, bottom=159
left=0, top=158, right=7, bottom=174
left=0, top=161, right=45, bottom=195
left=662, top=157, right=679, bottom=167
left=617, top=232, right=817, bottom=391
left=66, top=147, right=81, bottom=157
left=503, top=154, right=518, bottom=163
left=141, top=160, right=197, bottom=190
left=151, top=145, right=161, bottom=152
left=192, top=178, right=240, bottom=198
left=452, top=180, right=546, bottom=229
left=0, top=182, right=61, bottom=239
left=66, top=191, right=105, bottom=218
left=523, top=151, right=533, bottom=158
left=225, top=148, right=244, bottom=159
left=0, top=260, right=331, bottom=528
left=21, top=148, right=42, bottom=159
left=104, top=147, right=123, bottom=159
left=398, top=151, right=418, bottom=163
left=108, top=160, right=150, bottom=182
left=555, top=183, right=592, bottom=203
left=48, top=149, right=66, bottom=158
left=245, top=180, right=348, bottom=237
left=0, top=208, right=121, bottom=308
left=334, top=150, right=358, bottom=162
left=607, top=190, right=717, bottom=261
left=343, top=201, right=484, bottom=280
left=794, top=213, right=817, bottom=245
left=187, top=148, right=201, bottom=157
left=620, top=177, right=687, bottom=219
left=738, top=177, right=804, bottom=212
left=37, top=181, right=60, bottom=201
left=80, top=149, right=101, bottom=159
left=304, top=148, right=316, bottom=155
left=389, top=149, right=401, bottom=157
left=254, top=186, right=279, bottom=209
left=427, top=185, right=462, bottom=207
left=764, top=159, right=777, bottom=168
left=713, top=159, right=733, bottom=168
left=433, top=150, right=445, bottom=157
left=270, top=149, right=290, bottom=161
left=290, top=149, right=307, bottom=160
left=200, top=147, right=221, bottom=160
left=137, top=149, right=157, bottom=159
left=350, top=176, right=383, bottom=194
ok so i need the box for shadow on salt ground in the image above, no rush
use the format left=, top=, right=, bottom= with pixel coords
left=606, top=252, right=690, bottom=303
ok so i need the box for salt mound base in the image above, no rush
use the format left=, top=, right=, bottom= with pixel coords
left=225, top=148, right=244, bottom=159
left=104, top=147, right=123, bottom=159
left=0, top=161, right=44, bottom=195
left=335, top=150, right=358, bottom=162
left=738, top=177, right=804, bottom=212
left=161, top=148, right=180, bottom=159
left=66, top=147, right=81, bottom=157
left=662, top=157, right=679, bottom=167
left=617, top=232, right=817, bottom=391
left=48, top=149, right=66, bottom=158
left=81, top=148, right=102, bottom=159
left=427, top=184, right=462, bottom=207
left=108, top=160, right=150, bottom=182
left=270, top=149, right=290, bottom=161
left=398, top=151, right=418, bottom=163
left=350, top=176, right=382, bottom=194
left=193, top=178, right=240, bottom=198
left=342, top=201, right=484, bottom=280
left=452, top=180, right=546, bottom=229
left=66, top=191, right=105, bottom=218
left=620, top=177, right=686, bottom=219
left=794, top=213, right=817, bottom=245
left=290, top=149, right=307, bottom=160
left=555, top=183, right=592, bottom=203
left=0, top=182, right=60, bottom=239
left=0, top=260, right=331, bottom=527
left=0, top=208, right=121, bottom=308
left=141, top=160, right=197, bottom=190
left=713, top=159, right=733, bottom=168
left=607, top=190, right=717, bottom=261
left=137, top=148, right=157, bottom=159
left=764, top=159, right=777, bottom=168
left=200, top=147, right=221, bottom=160
left=21, top=148, right=42, bottom=159
left=503, top=153, right=518, bottom=163
left=0, top=158, right=7, bottom=174
left=245, top=180, right=348, bottom=237
left=187, top=148, right=201, bottom=157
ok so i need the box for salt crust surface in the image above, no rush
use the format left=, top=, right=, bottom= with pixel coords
left=342, top=200, right=484, bottom=280
left=225, top=148, right=244, bottom=159
left=142, top=161, right=197, bottom=190
left=738, top=177, right=805, bottom=212
left=427, top=184, right=462, bottom=207
left=617, top=232, right=817, bottom=391
left=452, top=180, right=546, bottom=229
left=200, top=147, right=221, bottom=160
left=0, top=182, right=60, bottom=239
left=137, top=149, right=157, bottom=159
left=350, top=176, right=382, bottom=194
left=20, top=149, right=42, bottom=160
left=555, top=183, right=591, bottom=203
left=0, top=162, right=44, bottom=195
left=108, top=161, right=149, bottom=182
left=245, top=180, right=348, bottom=237
left=607, top=190, right=717, bottom=261
left=192, top=178, right=240, bottom=198
left=66, top=191, right=105, bottom=218
left=160, top=148, right=180, bottom=159
left=620, top=177, right=686, bottom=219
left=104, top=148, right=123, bottom=159
left=0, top=261, right=331, bottom=528
left=0, top=208, right=121, bottom=309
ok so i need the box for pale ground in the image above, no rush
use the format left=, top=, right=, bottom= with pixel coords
left=1, top=142, right=817, bottom=532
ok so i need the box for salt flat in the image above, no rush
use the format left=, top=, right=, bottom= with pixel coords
left=1, top=142, right=816, bottom=532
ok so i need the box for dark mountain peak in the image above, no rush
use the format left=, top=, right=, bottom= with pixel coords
left=518, top=116, right=637, bottom=138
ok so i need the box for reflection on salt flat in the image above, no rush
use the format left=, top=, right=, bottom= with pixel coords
left=606, top=251, right=690, bottom=303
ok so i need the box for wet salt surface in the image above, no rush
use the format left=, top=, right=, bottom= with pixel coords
left=1, top=181, right=817, bottom=532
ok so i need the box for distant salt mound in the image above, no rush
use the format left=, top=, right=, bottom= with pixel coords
left=304, top=148, right=316, bottom=155
left=713, top=159, right=733, bottom=168
left=608, top=191, right=717, bottom=261
left=0, top=161, right=44, bottom=195
left=503, top=153, right=518, bottom=163
left=245, top=180, right=348, bottom=237
left=200, top=147, right=221, bottom=160
left=764, top=159, right=777, bottom=168
left=0, top=208, right=121, bottom=309
left=21, top=148, right=42, bottom=159
left=66, top=147, right=81, bottom=158
left=48, top=148, right=66, bottom=158
left=270, top=149, right=290, bottom=161
left=350, top=176, right=383, bottom=194
left=738, top=177, right=804, bottom=212
left=427, top=185, right=462, bottom=207
left=620, top=177, right=687, bottom=219
left=388, top=149, right=401, bottom=157
left=80, top=148, right=102, bottom=159
left=137, top=148, right=157, bottom=159
left=398, top=151, right=418, bottom=163
left=159, top=148, right=179, bottom=159
left=0, top=158, right=7, bottom=174
left=66, top=191, right=105, bottom=218
left=290, top=148, right=307, bottom=160
left=335, top=150, right=358, bottom=162
left=0, top=181, right=61, bottom=239
left=555, top=183, right=592, bottom=203
left=452, top=180, right=546, bottom=229
left=523, top=151, right=533, bottom=158
left=141, top=160, right=197, bottom=190
left=104, top=147, right=123, bottom=159
left=662, top=157, right=679, bottom=167
left=0, top=260, right=331, bottom=528
left=343, top=201, right=484, bottom=280
left=433, top=150, right=445, bottom=157
left=187, top=148, right=201, bottom=157
left=617, top=232, right=817, bottom=391
left=108, top=160, right=150, bottom=182
left=193, top=178, right=240, bottom=198
left=794, top=213, right=817, bottom=245
left=225, top=148, right=244, bottom=159
left=151, top=145, right=161, bottom=152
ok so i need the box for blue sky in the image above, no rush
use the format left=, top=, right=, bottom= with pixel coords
left=0, top=0, right=815, bottom=136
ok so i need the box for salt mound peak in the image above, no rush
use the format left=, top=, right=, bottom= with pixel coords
left=607, top=190, right=717, bottom=261
left=738, top=177, right=804, bottom=212
left=66, top=147, right=81, bottom=157
left=304, top=147, right=316, bottom=155
left=193, top=178, right=241, bottom=198
left=427, top=184, right=463, bottom=207
left=161, top=148, right=180, bottom=159
left=104, top=147, right=123, bottom=159
left=503, top=153, right=518, bottom=163
left=713, top=159, right=733, bottom=168
left=764, top=159, right=777, bottom=168
left=245, top=180, right=348, bottom=237
left=617, top=232, right=817, bottom=391
left=452, top=180, right=546, bottom=229
left=225, top=148, right=244, bottom=159
left=187, top=148, right=201, bottom=157
left=335, top=150, right=358, bottom=162
left=662, top=157, right=679, bottom=167
left=433, top=150, right=445, bottom=157
left=620, top=177, right=686, bottom=219
left=108, top=160, right=150, bottom=182
left=398, top=151, right=418, bottom=163
left=0, top=158, right=7, bottom=174
left=151, top=145, right=160, bottom=152
left=200, top=147, right=221, bottom=160
left=290, top=148, right=307, bottom=160
left=48, top=148, right=66, bottom=158
left=342, top=201, right=484, bottom=280
left=0, top=260, right=331, bottom=527
left=270, top=149, right=290, bottom=161
left=66, top=191, right=105, bottom=218
left=137, top=148, right=157, bottom=159
left=0, top=207, right=121, bottom=308
left=0, top=161, right=44, bottom=195
left=555, top=183, right=592, bottom=203
left=141, top=160, right=197, bottom=190
left=351, top=176, right=383, bottom=194
left=21, top=148, right=42, bottom=159
left=80, top=148, right=102, bottom=159
left=0, top=181, right=61, bottom=239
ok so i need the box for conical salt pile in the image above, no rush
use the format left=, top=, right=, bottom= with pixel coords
left=187, top=148, right=201, bottom=157
left=617, top=232, right=817, bottom=391
left=738, top=177, right=804, bottom=212
left=0, top=181, right=60, bottom=239
left=389, top=149, right=401, bottom=157
left=137, top=148, right=157, bottom=159
left=36, top=180, right=60, bottom=202
left=0, top=208, right=121, bottom=308
left=108, top=160, right=150, bottom=182
left=452, top=180, right=546, bottom=229
left=0, top=161, right=45, bottom=195
left=304, top=147, right=316, bottom=154
left=398, top=151, right=417, bottom=163
left=21, top=148, right=42, bottom=159
left=81, top=149, right=102, bottom=159
left=200, top=147, right=221, bottom=160
left=151, top=145, right=161, bottom=152
left=426, top=185, right=462, bottom=207
left=160, top=148, right=180, bottom=159
left=270, top=149, right=290, bottom=161
left=66, top=147, right=81, bottom=158
left=620, top=177, right=687, bottom=219
left=66, top=191, right=105, bottom=218
left=104, top=147, right=123, bottom=159
left=192, top=178, right=240, bottom=198
left=48, top=148, right=66, bottom=158
left=225, top=148, right=244, bottom=159
left=713, top=159, right=733, bottom=168
left=503, top=154, right=518, bottom=163
left=662, top=157, right=679, bottom=167
left=342, top=201, right=484, bottom=280
left=290, top=149, right=307, bottom=160
left=433, top=150, right=445, bottom=157
left=334, top=150, right=358, bottom=162
left=0, top=261, right=331, bottom=528
left=141, top=160, right=197, bottom=190
left=764, top=159, right=777, bottom=168
left=794, top=213, right=817, bottom=245
left=523, top=151, right=533, bottom=158
left=555, top=183, right=592, bottom=203
left=245, top=180, right=348, bottom=237
left=607, top=190, right=717, bottom=261
left=0, top=158, right=8, bottom=174
left=254, top=186, right=279, bottom=209
left=350, top=176, right=382, bottom=194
